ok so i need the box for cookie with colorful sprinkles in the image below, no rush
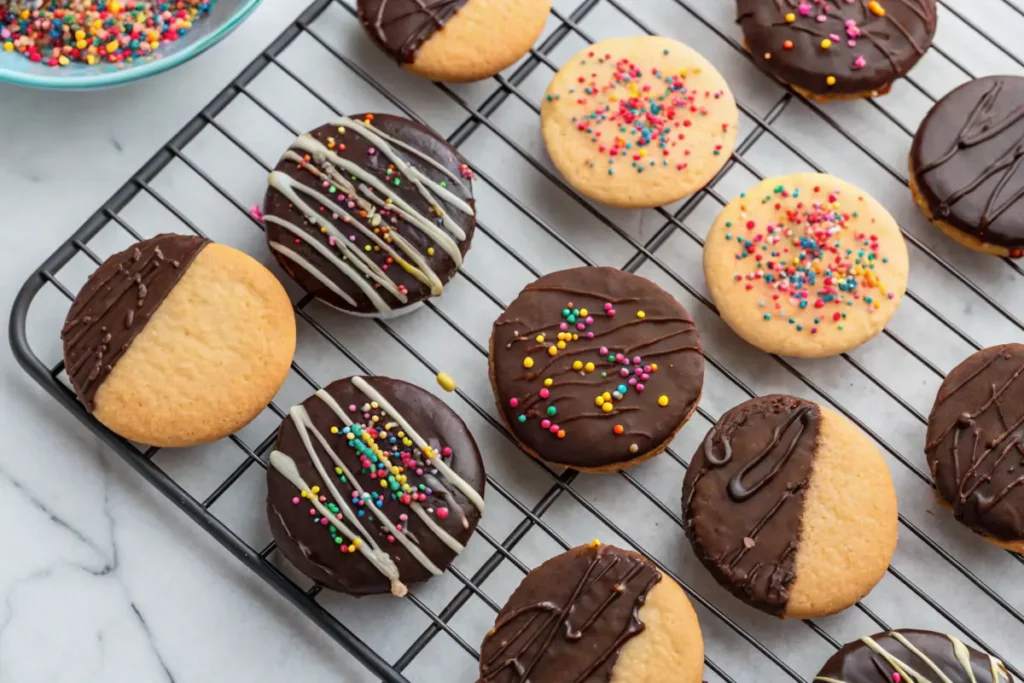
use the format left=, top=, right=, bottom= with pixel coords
left=540, top=36, right=739, bottom=208
left=703, top=173, right=909, bottom=358
left=737, top=0, right=937, bottom=102
left=267, top=376, right=486, bottom=596
left=478, top=541, right=704, bottom=683
left=262, top=113, right=476, bottom=318
left=357, top=0, right=551, bottom=82
left=489, top=266, right=704, bottom=472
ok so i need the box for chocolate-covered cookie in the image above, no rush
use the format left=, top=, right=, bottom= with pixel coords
left=737, top=0, right=937, bottom=101
left=478, top=542, right=704, bottom=683
left=910, top=76, right=1024, bottom=258
left=263, top=113, right=476, bottom=317
left=683, top=395, right=897, bottom=618
left=489, top=266, right=704, bottom=472
left=267, top=376, right=486, bottom=596
left=925, top=343, right=1024, bottom=552
left=815, top=629, right=1012, bottom=682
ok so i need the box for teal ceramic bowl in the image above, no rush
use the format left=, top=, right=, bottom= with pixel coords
left=0, top=0, right=262, bottom=90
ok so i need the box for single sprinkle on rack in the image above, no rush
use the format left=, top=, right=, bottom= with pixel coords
left=1, top=0, right=217, bottom=68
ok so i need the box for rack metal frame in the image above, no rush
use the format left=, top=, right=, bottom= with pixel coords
left=10, top=1, right=1024, bottom=681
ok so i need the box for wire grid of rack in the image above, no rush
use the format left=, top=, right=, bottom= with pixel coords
left=10, top=0, right=1024, bottom=680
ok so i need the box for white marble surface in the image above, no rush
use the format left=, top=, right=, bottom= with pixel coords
left=6, top=1, right=1024, bottom=682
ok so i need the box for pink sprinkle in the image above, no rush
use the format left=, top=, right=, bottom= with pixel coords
left=559, top=322, right=569, bottom=331
left=399, top=514, right=408, bottom=522
left=442, top=446, right=453, bottom=456
left=309, top=508, right=316, bottom=516
left=436, top=507, right=450, bottom=520
left=599, top=346, right=609, bottom=355
left=848, top=39, right=858, bottom=47
left=628, top=377, right=638, bottom=386
left=620, top=368, right=630, bottom=377
left=607, top=309, right=616, bottom=317
left=328, top=237, right=336, bottom=246
left=292, top=497, right=300, bottom=505
left=636, top=383, right=645, bottom=392
left=549, top=424, right=560, bottom=433
left=577, top=322, right=586, bottom=330
left=615, top=353, right=625, bottom=361
left=320, top=517, right=329, bottom=525
left=829, top=32, right=840, bottom=41
left=644, top=365, right=652, bottom=372
left=641, top=373, right=650, bottom=381
left=541, top=419, right=552, bottom=429
left=509, top=397, right=519, bottom=408
left=348, top=404, right=357, bottom=412
left=586, top=332, right=594, bottom=339
left=319, top=495, right=327, bottom=502
left=632, top=356, right=641, bottom=364
left=892, top=675, right=901, bottom=683
left=368, top=147, right=376, bottom=155
left=249, top=205, right=264, bottom=223
left=604, top=302, right=613, bottom=311
left=816, top=14, right=827, bottom=22
left=341, top=545, right=349, bottom=552
left=539, top=388, right=550, bottom=399
left=585, top=316, right=594, bottom=324
left=853, top=55, right=866, bottom=70
left=798, top=2, right=811, bottom=14
left=387, top=534, right=396, bottom=542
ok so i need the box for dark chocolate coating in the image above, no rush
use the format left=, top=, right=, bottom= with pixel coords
left=925, top=344, right=1024, bottom=544
left=816, top=629, right=1010, bottom=682
left=911, top=75, right=1024, bottom=252
left=263, top=113, right=475, bottom=315
left=357, top=0, right=468, bottom=64
left=61, top=233, right=208, bottom=411
left=682, top=395, right=821, bottom=616
left=267, top=377, right=485, bottom=595
left=737, top=0, right=937, bottom=96
left=478, top=544, right=661, bottom=683
left=489, top=267, right=704, bottom=470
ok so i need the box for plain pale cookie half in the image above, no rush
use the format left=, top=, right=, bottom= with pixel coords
left=541, top=36, right=738, bottom=208
left=785, top=406, right=897, bottom=619
left=704, top=173, right=910, bottom=358
left=93, top=243, right=296, bottom=447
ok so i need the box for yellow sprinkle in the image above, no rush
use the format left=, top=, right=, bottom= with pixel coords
left=636, top=310, right=646, bottom=319
left=572, top=334, right=579, bottom=341
left=427, top=247, right=435, bottom=256
left=820, top=38, right=832, bottom=49
left=346, top=433, right=355, bottom=441
left=602, top=392, right=612, bottom=401
left=370, top=402, right=379, bottom=409
left=330, top=426, right=339, bottom=434
left=658, top=395, right=670, bottom=407
left=639, top=149, right=646, bottom=158
left=75, top=29, right=86, bottom=40
left=785, top=12, right=796, bottom=21
left=548, top=346, right=558, bottom=357
left=826, top=75, right=837, bottom=86
left=601, top=402, right=614, bottom=413
left=651, top=363, right=658, bottom=372
left=436, top=372, right=457, bottom=392
left=573, top=361, right=584, bottom=371
left=311, top=486, right=320, bottom=495
left=595, top=396, right=605, bottom=407
left=3, top=42, right=14, bottom=52
left=868, top=0, right=886, bottom=16
left=380, top=480, right=389, bottom=488
left=544, top=378, right=553, bottom=387
left=523, top=357, right=534, bottom=368
left=584, top=362, right=595, bottom=373
left=105, top=40, right=119, bottom=54
left=580, top=308, right=588, bottom=317
left=589, top=538, right=601, bottom=548
left=300, top=490, right=309, bottom=498
left=556, top=341, right=566, bottom=349
left=536, top=334, right=545, bottom=343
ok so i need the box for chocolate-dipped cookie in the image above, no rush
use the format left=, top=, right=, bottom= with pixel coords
left=263, top=113, right=476, bottom=317
left=737, top=0, right=937, bottom=101
left=267, top=376, right=486, bottom=596
left=62, top=233, right=295, bottom=447
left=478, top=542, right=704, bottom=683
left=910, top=76, right=1024, bottom=258
left=489, top=266, right=704, bottom=472
left=925, top=343, right=1024, bottom=552
left=357, top=0, right=551, bottom=82
left=683, top=395, right=897, bottom=618
left=815, top=629, right=1013, bottom=682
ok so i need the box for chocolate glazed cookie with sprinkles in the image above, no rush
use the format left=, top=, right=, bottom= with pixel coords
left=262, top=113, right=476, bottom=318
left=541, top=36, right=738, bottom=208
left=737, top=0, right=937, bottom=102
left=489, top=266, right=704, bottom=472
left=925, top=344, right=1024, bottom=553
left=267, top=376, right=486, bottom=596
left=357, top=0, right=551, bottom=82
left=478, top=541, right=704, bottom=683
left=683, top=395, right=897, bottom=618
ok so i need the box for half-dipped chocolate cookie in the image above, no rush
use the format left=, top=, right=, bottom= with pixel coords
left=489, top=266, right=704, bottom=472
left=737, top=0, right=937, bottom=101
left=267, top=376, right=486, bottom=596
left=478, top=542, right=704, bottom=683
left=816, top=629, right=1013, bottom=682
left=62, top=233, right=296, bottom=447
left=910, top=76, right=1024, bottom=258
left=263, top=113, right=476, bottom=317
left=683, top=395, right=897, bottom=618
left=925, top=343, right=1024, bottom=553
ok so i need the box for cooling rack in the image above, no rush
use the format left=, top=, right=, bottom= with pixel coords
left=11, top=0, right=1024, bottom=681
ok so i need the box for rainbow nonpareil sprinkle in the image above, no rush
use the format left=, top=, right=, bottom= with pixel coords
left=1, top=0, right=216, bottom=67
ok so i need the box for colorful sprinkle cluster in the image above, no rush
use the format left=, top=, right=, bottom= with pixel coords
left=508, top=303, right=665, bottom=452
left=724, top=183, right=895, bottom=335
left=548, top=49, right=730, bottom=175
left=292, top=399, right=455, bottom=550
left=1, top=0, right=216, bottom=68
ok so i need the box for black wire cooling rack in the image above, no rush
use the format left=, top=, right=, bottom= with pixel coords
left=11, top=0, right=1024, bottom=681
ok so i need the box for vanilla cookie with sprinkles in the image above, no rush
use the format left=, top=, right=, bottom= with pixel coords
left=479, top=541, right=704, bottom=683
left=267, top=376, right=486, bottom=596
left=489, top=266, right=704, bottom=472
left=357, top=0, right=551, bottom=82
left=61, top=234, right=296, bottom=448
left=540, top=36, right=738, bottom=208
left=737, top=0, right=937, bottom=102
left=704, top=173, right=910, bottom=358
left=683, top=395, right=898, bottom=618
left=263, top=113, right=476, bottom=318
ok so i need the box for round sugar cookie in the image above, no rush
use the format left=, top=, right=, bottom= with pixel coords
left=704, top=173, right=910, bottom=358
left=737, top=0, right=938, bottom=102
left=682, top=394, right=897, bottom=618
left=540, top=36, right=738, bottom=208
left=262, top=113, right=476, bottom=318
left=61, top=234, right=296, bottom=448
left=910, top=75, right=1024, bottom=258
left=816, top=629, right=1013, bottom=682
left=267, top=376, right=486, bottom=596
left=925, top=343, right=1024, bottom=553
left=478, top=542, right=703, bottom=683
left=357, top=0, right=551, bottom=82
left=489, top=266, right=704, bottom=472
